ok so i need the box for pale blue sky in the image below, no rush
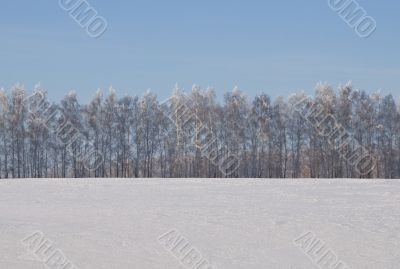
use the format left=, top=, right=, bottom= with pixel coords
left=0, top=0, right=399, bottom=102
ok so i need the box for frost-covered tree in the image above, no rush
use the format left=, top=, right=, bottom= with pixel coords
left=0, top=88, right=9, bottom=178
left=0, top=82, right=399, bottom=179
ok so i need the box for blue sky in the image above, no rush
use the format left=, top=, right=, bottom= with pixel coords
left=0, top=0, right=399, bottom=102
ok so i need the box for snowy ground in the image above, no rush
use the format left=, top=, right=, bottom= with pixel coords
left=0, top=179, right=399, bottom=269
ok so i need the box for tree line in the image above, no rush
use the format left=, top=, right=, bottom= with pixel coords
left=0, top=82, right=399, bottom=179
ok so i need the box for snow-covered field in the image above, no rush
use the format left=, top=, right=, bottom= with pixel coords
left=0, top=179, right=399, bottom=269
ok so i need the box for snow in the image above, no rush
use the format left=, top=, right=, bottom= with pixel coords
left=0, top=179, right=399, bottom=269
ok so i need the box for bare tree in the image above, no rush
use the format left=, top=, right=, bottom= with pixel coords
left=0, top=83, right=398, bottom=179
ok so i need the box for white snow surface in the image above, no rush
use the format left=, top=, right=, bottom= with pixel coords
left=0, top=178, right=399, bottom=269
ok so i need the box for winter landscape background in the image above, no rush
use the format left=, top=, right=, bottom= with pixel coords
left=2, top=0, right=400, bottom=268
